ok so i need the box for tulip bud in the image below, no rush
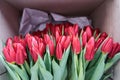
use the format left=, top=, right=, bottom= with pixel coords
left=94, top=37, right=105, bottom=52
left=38, top=38, right=46, bottom=58
left=84, top=25, right=92, bottom=40
left=48, top=40, right=55, bottom=56
left=56, top=43, right=63, bottom=60
left=72, top=36, right=81, bottom=54
left=3, top=38, right=16, bottom=63
left=44, top=34, right=55, bottom=56
left=25, top=34, right=39, bottom=62
left=85, top=37, right=95, bottom=61
left=31, top=30, right=41, bottom=37
left=82, top=31, right=87, bottom=47
left=101, top=37, right=113, bottom=53
left=55, top=30, right=61, bottom=43
left=115, top=44, right=120, bottom=53
left=13, top=36, right=20, bottom=42
left=73, top=24, right=79, bottom=35
left=13, top=43, right=27, bottom=65
left=67, top=26, right=75, bottom=36
left=63, top=36, right=71, bottom=50
left=58, top=36, right=66, bottom=46
left=44, top=34, right=51, bottom=44
left=94, top=28, right=100, bottom=38
left=100, top=32, right=108, bottom=38
left=108, top=43, right=120, bottom=58
left=55, top=25, right=62, bottom=35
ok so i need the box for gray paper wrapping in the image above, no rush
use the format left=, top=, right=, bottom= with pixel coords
left=19, top=8, right=91, bottom=35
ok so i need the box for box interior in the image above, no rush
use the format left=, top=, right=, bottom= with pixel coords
left=0, top=0, right=120, bottom=80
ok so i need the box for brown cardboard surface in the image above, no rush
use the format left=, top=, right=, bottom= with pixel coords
left=0, top=1, right=19, bottom=79
left=4, top=0, right=105, bottom=16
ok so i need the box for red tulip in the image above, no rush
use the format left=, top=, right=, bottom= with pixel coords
left=72, top=36, right=81, bottom=54
left=44, top=34, right=55, bottom=56
left=13, top=36, right=20, bottom=42
left=115, top=44, right=120, bottom=53
left=58, top=36, right=66, bottom=46
left=108, top=43, right=120, bottom=58
left=55, top=25, right=62, bottom=36
left=31, top=30, right=42, bottom=37
left=3, top=38, right=16, bottom=63
left=13, top=43, right=27, bottom=65
left=94, top=37, right=105, bottom=52
left=38, top=38, right=46, bottom=58
left=84, top=25, right=92, bottom=40
left=85, top=37, right=95, bottom=61
left=65, top=26, right=75, bottom=36
left=48, top=40, right=55, bottom=56
left=13, top=36, right=26, bottom=47
left=63, top=36, right=71, bottom=50
left=25, top=34, right=39, bottom=62
left=56, top=43, right=63, bottom=60
left=44, top=34, right=51, bottom=44
left=73, top=24, right=79, bottom=35
left=82, top=31, right=87, bottom=47
left=64, top=22, right=72, bottom=28
left=101, top=37, right=113, bottom=53
left=55, top=30, right=61, bottom=43
left=100, top=32, right=108, bottom=38
left=94, top=28, right=100, bottom=38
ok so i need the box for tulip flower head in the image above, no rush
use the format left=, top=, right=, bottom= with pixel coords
left=3, top=38, right=16, bottom=63
left=13, top=43, right=27, bottom=65
left=108, top=43, right=120, bottom=58
left=100, top=32, right=108, bottom=38
left=84, top=25, right=92, bottom=40
left=56, top=43, right=63, bottom=60
left=93, top=28, right=100, bottom=38
left=72, top=36, right=81, bottom=54
left=63, top=36, right=71, bottom=50
left=85, top=37, right=95, bottom=61
left=82, top=31, right=87, bottom=47
left=101, top=37, right=113, bottom=54
left=44, top=34, right=55, bottom=56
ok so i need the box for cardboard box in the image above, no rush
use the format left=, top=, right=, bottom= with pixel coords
left=0, top=0, right=120, bottom=80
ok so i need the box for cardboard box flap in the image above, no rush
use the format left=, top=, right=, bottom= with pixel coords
left=5, top=0, right=105, bottom=16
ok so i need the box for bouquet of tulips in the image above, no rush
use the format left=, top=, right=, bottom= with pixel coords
left=0, top=23, right=120, bottom=80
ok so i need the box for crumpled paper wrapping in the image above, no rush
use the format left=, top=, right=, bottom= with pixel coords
left=19, top=8, right=91, bottom=35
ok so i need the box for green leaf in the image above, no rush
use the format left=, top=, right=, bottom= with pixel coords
left=52, top=59, right=61, bottom=80
left=60, top=45, right=71, bottom=67
left=44, top=46, right=51, bottom=72
left=100, top=73, right=112, bottom=80
left=85, top=67, right=95, bottom=80
left=105, top=52, right=120, bottom=72
left=78, top=50, right=85, bottom=80
left=26, top=48, right=33, bottom=68
left=39, top=66, right=53, bottom=80
left=62, top=66, right=67, bottom=80
left=7, top=63, right=29, bottom=80
left=24, top=61, right=31, bottom=75
left=7, top=72, right=15, bottom=80
left=38, top=55, right=46, bottom=69
left=0, top=55, right=21, bottom=80
left=70, top=53, right=78, bottom=80
left=30, top=58, right=39, bottom=80
left=60, top=45, right=71, bottom=79
left=90, top=53, right=107, bottom=80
